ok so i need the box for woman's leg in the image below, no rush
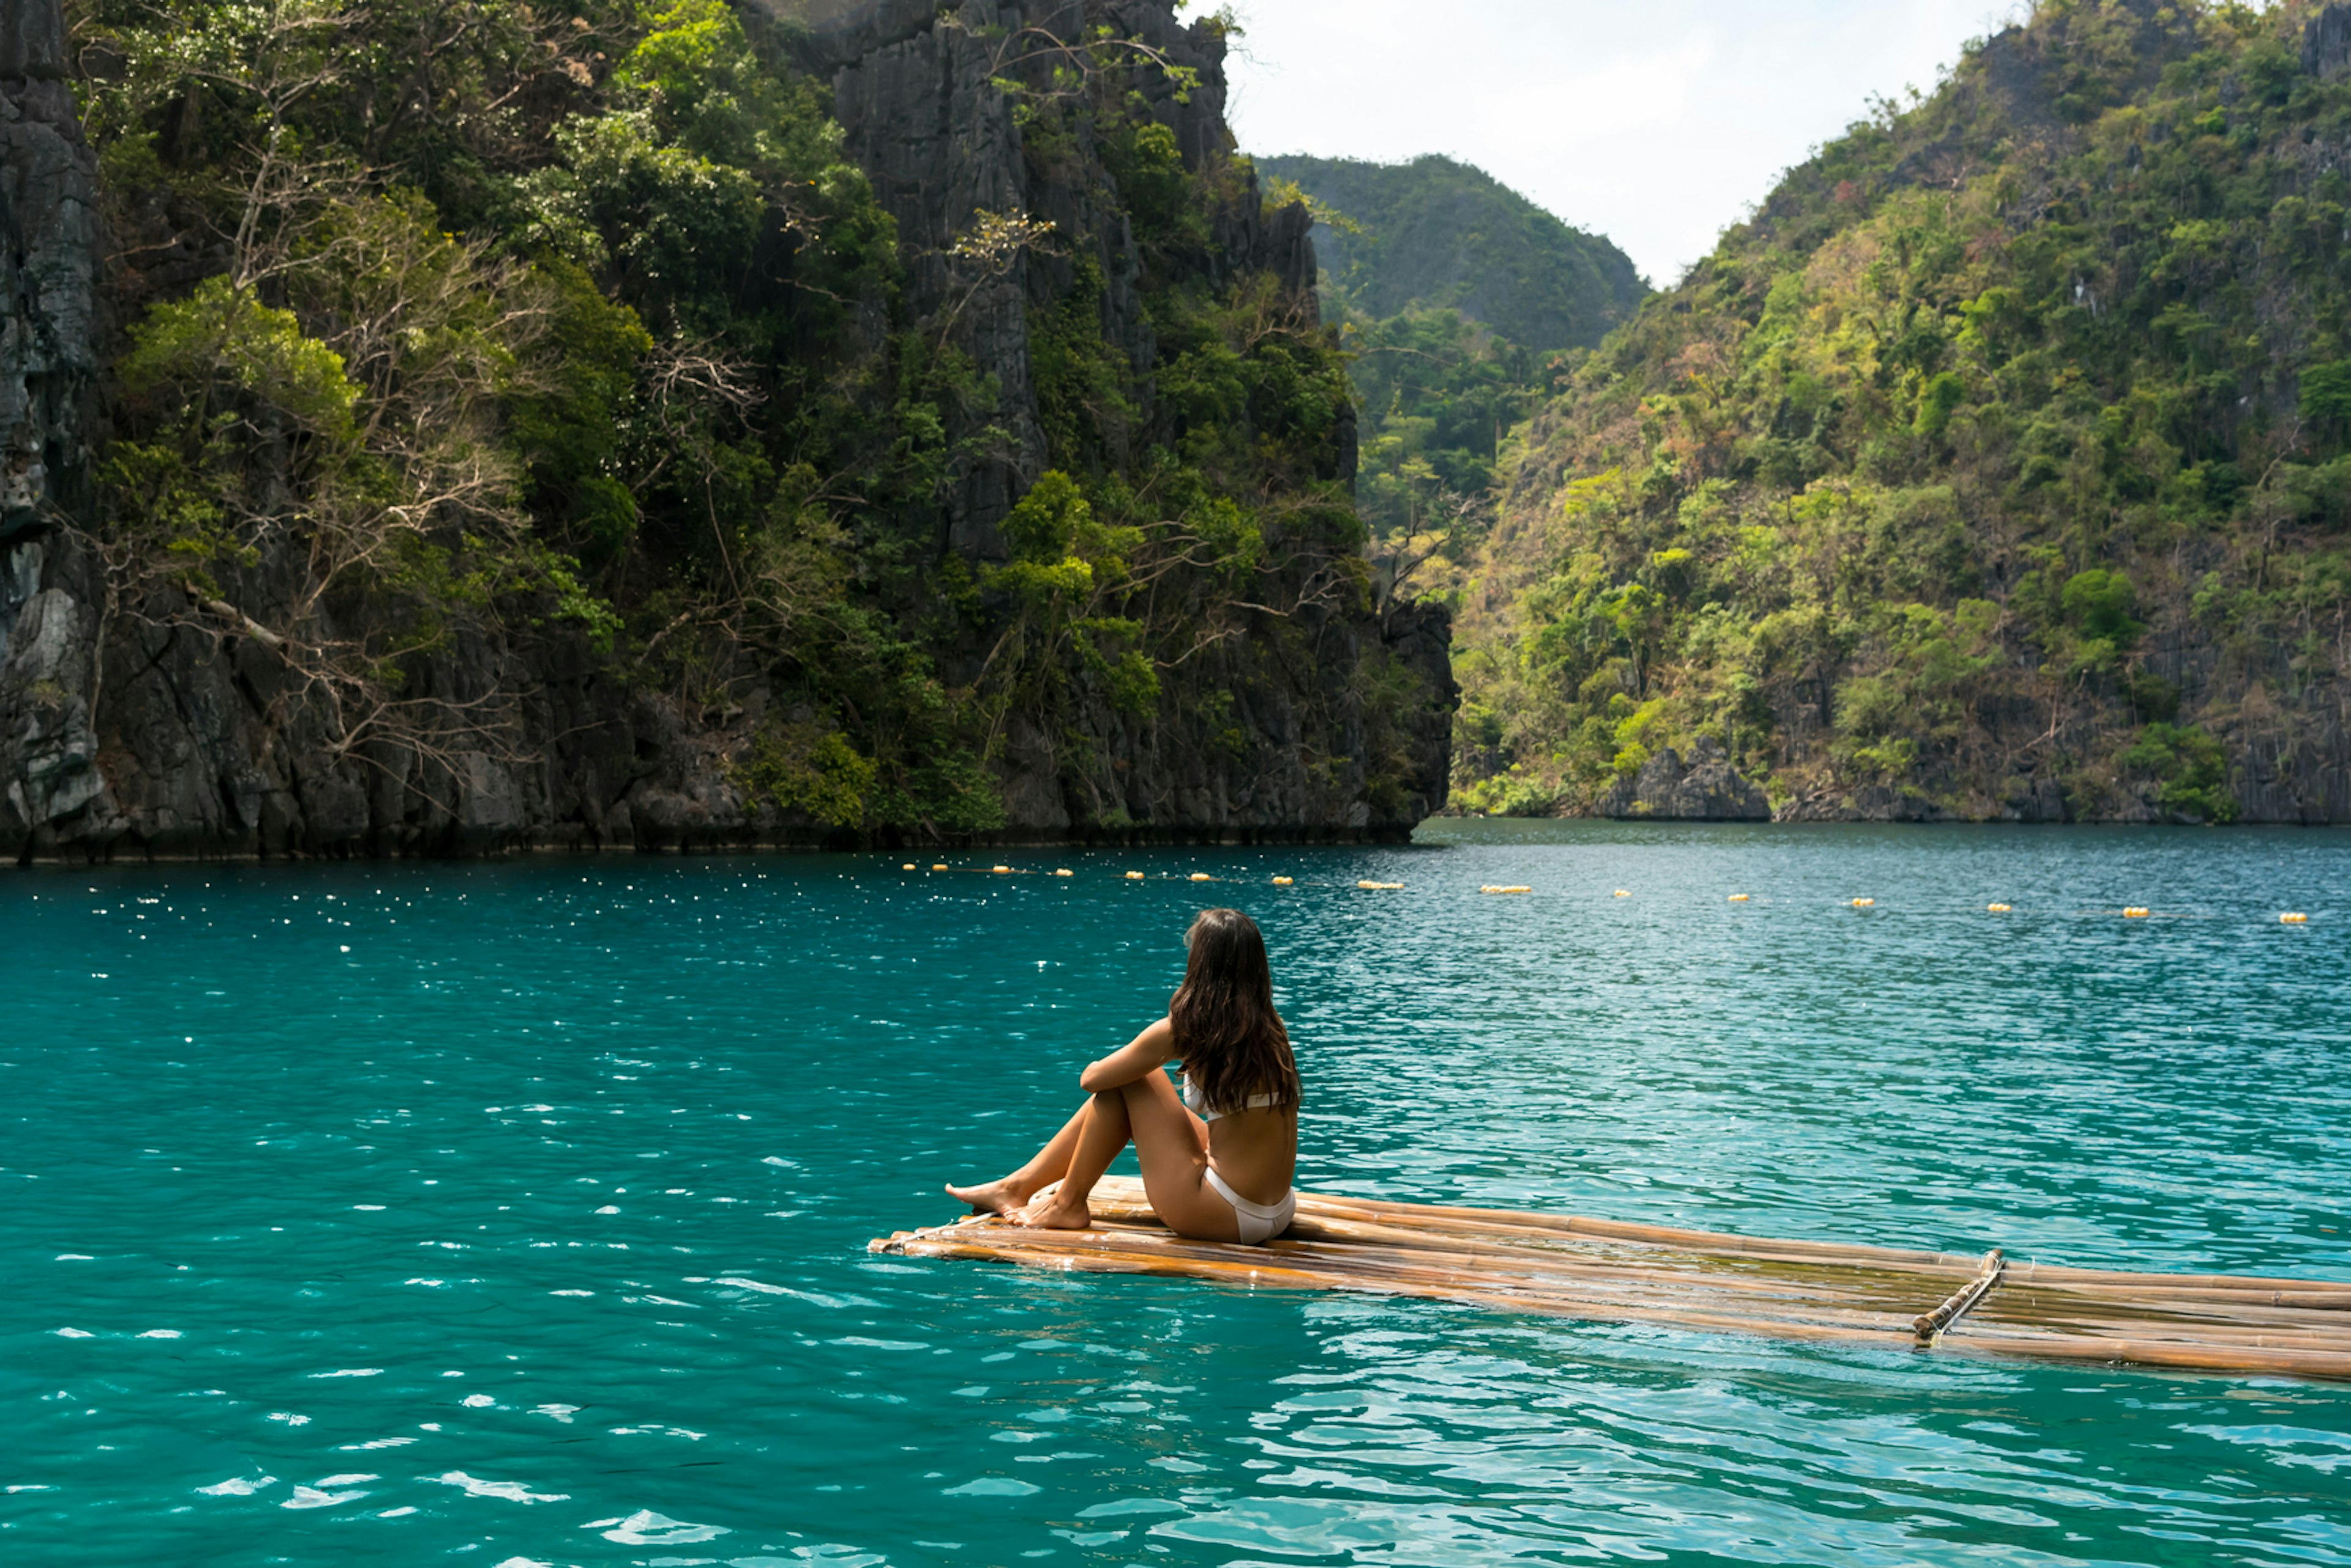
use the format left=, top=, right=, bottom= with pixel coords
left=945, top=1099, right=1096, bottom=1216
left=1011, top=1090, right=1135, bottom=1229
left=1116, top=1072, right=1242, bottom=1242
left=950, top=1076, right=1230, bottom=1237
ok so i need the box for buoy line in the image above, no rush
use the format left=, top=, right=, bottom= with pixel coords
left=879, top=863, right=2320, bottom=924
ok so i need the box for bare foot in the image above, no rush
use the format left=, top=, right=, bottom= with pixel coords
left=1012, top=1193, right=1092, bottom=1231
left=945, top=1178, right=1028, bottom=1217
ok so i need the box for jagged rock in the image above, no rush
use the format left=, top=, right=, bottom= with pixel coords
left=811, top=0, right=1322, bottom=559
left=2308, top=4, right=2351, bottom=78
left=1602, top=738, right=1770, bottom=821
left=1777, top=783, right=1955, bottom=823
left=1997, top=776, right=2070, bottom=824
left=0, top=0, right=96, bottom=534
left=0, top=585, right=110, bottom=840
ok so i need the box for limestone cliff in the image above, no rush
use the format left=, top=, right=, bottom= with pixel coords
left=0, top=0, right=1452, bottom=861
left=0, top=0, right=101, bottom=842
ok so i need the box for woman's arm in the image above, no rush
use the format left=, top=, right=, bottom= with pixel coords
left=1078, top=1017, right=1177, bottom=1094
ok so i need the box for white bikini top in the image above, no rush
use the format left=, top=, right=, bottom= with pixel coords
left=1180, top=1070, right=1280, bottom=1123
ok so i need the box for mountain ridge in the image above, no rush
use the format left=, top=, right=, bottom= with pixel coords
left=1447, top=0, right=2351, bottom=825
left=1257, top=152, right=1646, bottom=354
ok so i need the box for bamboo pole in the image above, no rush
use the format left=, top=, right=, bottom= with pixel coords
left=883, top=1182, right=2351, bottom=1383
left=879, top=1231, right=2351, bottom=1380
left=884, top=1229, right=2351, bottom=1379
left=1953, top=1324, right=2351, bottom=1379
left=1085, top=1185, right=1996, bottom=1279
left=1254, top=1215, right=1975, bottom=1293
left=2004, top=1257, right=2351, bottom=1295
left=1284, top=1191, right=1993, bottom=1270
left=880, top=1232, right=1924, bottom=1345
left=912, top=1214, right=1959, bottom=1316
left=883, top=1220, right=1916, bottom=1321
left=1984, top=1292, right=2351, bottom=1336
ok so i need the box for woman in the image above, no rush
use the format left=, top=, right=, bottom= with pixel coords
left=946, top=907, right=1300, bottom=1243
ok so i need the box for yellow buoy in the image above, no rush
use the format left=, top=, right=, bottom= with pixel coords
left=1480, top=885, right=1532, bottom=895
left=1851, top=898, right=1875, bottom=908
left=1613, top=889, right=1631, bottom=898
left=991, top=865, right=1013, bottom=874
left=2282, top=912, right=2309, bottom=924
left=901, top=863, right=917, bottom=871
left=1054, top=869, right=1073, bottom=877
left=2123, top=907, right=2151, bottom=918
left=1728, top=893, right=1750, bottom=902
left=1357, top=880, right=1403, bottom=891
left=1271, top=876, right=1294, bottom=886
left=1189, top=872, right=1213, bottom=882
left=1987, top=902, right=2012, bottom=913
left=1125, top=871, right=1146, bottom=881
left=931, top=863, right=948, bottom=872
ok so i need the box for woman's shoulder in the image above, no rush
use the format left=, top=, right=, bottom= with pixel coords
left=1138, top=1015, right=1176, bottom=1049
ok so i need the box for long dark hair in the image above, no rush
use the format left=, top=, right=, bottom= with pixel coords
left=1169, top=908, right=1300, bottom=1116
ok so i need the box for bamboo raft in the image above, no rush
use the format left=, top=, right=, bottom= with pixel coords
left=870, top=1177, right=2351, bottom=1381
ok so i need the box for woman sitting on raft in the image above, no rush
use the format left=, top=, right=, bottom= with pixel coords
left=948, top=907, right=1300, bottom=1243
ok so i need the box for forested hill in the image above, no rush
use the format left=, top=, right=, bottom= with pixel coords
left=1253, top=154, right=1644, bottom=634
left=0, top=0, right=1454, bottom=860
left=1257, top=154, right=1646, bottom=354
left=1453, top=0, right=2351, bottom=825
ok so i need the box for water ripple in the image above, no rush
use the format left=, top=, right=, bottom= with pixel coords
left=3, top=827, right=2347, bottom=1564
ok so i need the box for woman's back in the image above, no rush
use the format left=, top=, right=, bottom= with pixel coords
left=1198, top=1101, right=1295, bottom=1207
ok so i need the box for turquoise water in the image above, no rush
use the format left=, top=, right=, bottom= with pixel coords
left=6, top=824, right=2350, bottom=1567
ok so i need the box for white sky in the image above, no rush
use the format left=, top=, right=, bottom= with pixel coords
left=1221, top=0, right=2030, bottom=288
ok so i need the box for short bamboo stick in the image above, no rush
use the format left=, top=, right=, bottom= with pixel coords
left=1914, top=1250, right=2003, bottom=1341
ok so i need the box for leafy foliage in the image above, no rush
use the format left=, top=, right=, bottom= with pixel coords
left=67, top=0, right=1381, bottom=836
left=1259, top=156, right=1649, bottom=645
left=1258, top=154, right=1647, bottom=355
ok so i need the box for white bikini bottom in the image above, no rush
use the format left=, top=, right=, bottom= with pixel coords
left=1203, top=1165, right=1296, bottom=1245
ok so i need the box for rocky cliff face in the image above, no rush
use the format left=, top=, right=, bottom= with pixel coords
left=0, top=0, right=1451, bottom=862
left=1602, top=738, right=1771, bottom=822
left=1, top=0, right=102, bottom=846
left=807, top=0, right=1329, bottom=559
left=800, top=0, right=1439, bottom=841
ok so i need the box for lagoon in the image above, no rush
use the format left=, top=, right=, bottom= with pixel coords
left=5, top=824, right=2349, bottom=1565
